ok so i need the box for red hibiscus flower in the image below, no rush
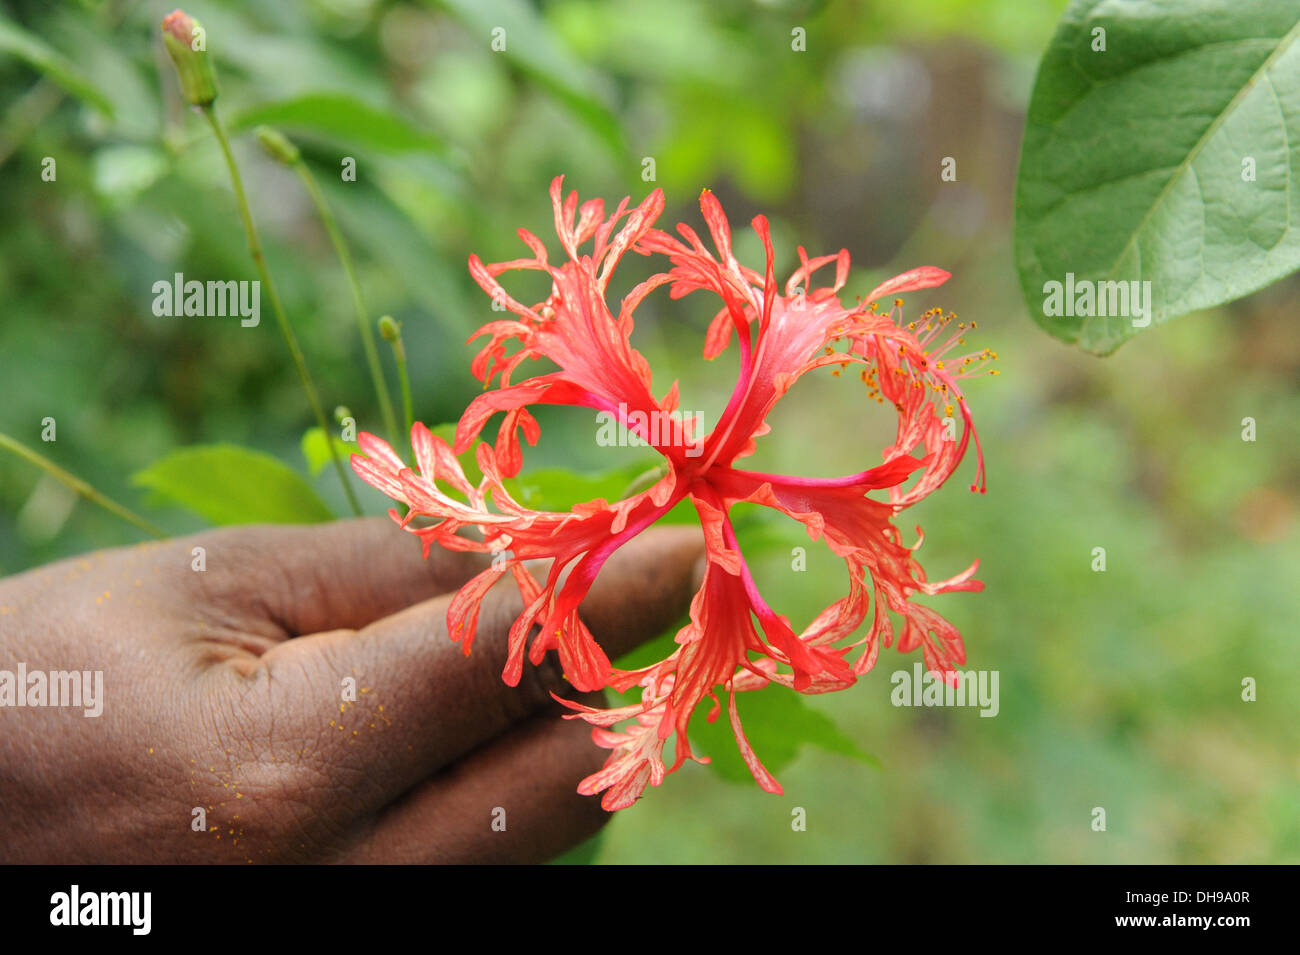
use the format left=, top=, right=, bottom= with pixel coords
left=351, top=177, right=994, bottom=809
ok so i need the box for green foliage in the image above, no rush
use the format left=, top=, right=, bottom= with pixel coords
left=91, top=144, right=168, bottom=207
left=687, top=685, right=880, bottom=784
left=1016, top=0, right=1300, bottom=353
left=433, top=0, right=623, bottom=153
left=301, top=427, right=360, bottom=478
left=133, top=445, right=334, bottom=525
left=0, top=14, right=113, bottom=115
left=227, top=93, right=448, bottom=155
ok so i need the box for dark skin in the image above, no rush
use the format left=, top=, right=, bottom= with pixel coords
left=0, top=518, right=704, bottom=863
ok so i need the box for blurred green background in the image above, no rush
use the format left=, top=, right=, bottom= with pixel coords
left=1, top=0, right=1297, bottom=863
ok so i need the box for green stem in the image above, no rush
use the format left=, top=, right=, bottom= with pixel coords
left=0, top=432, right=165, bottom=539
left=292, top=160, right=399, bottom=445
left=200, top=105, right=361, bottom=516
left=391, top=334, right=414, bottom=442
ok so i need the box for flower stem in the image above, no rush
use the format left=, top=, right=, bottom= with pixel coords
left=0, top=432, right=166, bottom=539
left=394, top=338, right=415, bottom=440
left=291, top=159, right=400, bottom=446
left=379, top=316, right=415, bottom=444
left=200, top=104, right=361, bottom=516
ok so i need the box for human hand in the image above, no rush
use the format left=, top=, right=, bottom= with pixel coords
left=0, top=518, right=703, bottom=863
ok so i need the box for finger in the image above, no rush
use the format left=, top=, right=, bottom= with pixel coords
left=192, top=517, right=489, bottom=635
left=254, top=524, right=704, bottom=813
left=343, top=712, right=609, bottom=864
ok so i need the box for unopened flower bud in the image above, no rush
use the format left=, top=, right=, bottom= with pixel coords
left=378, top=315, right=400, bottom=342
left=255, top=126, right=300, bottom=165
left=161, top=9, right=218, bottom=107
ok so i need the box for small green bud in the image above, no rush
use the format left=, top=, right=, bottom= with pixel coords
left=161, top=9, right=218, bottom=107
left=334, top=406, right=352, bottom=424
left=255, top=126, right=300, bottom=165
left=378, top=315, right=401, bottom=342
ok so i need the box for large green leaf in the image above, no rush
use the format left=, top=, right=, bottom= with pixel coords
left=432, top=0, right=623, bottom=153
left=0, top=15, right=113, bottom=115
left=1015, top=1, right=1300, bottom=354
left=226, top=93, right=447, bottom=155
left=133, top=444, right=334, bottom=525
